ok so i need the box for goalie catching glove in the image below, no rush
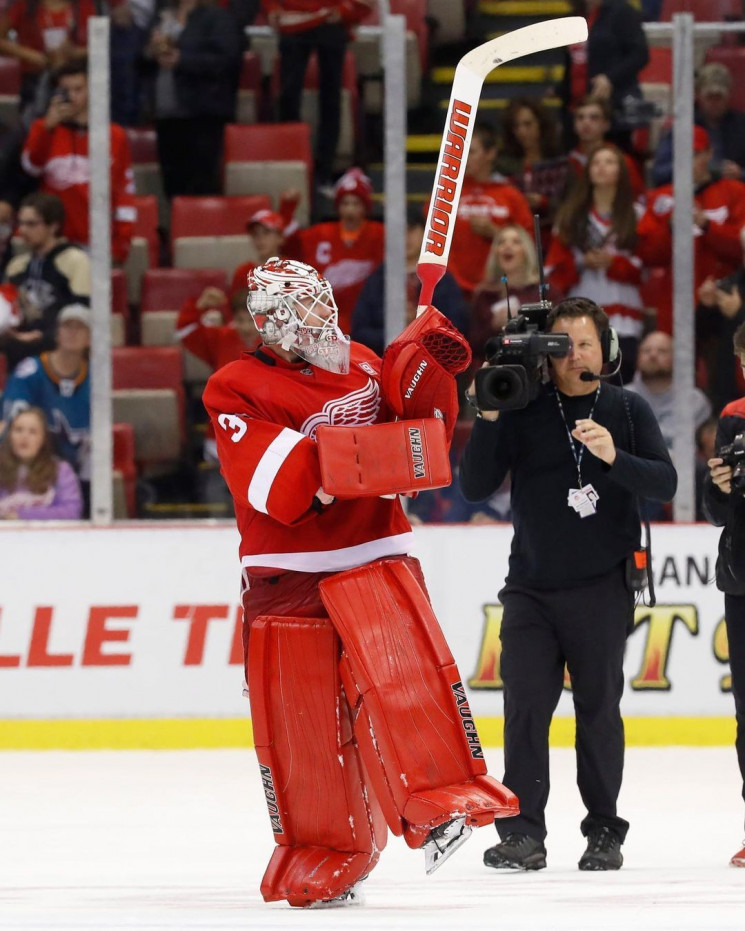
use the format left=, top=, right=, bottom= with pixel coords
left=381, top=305, right=472, bottom=443
left=316, top=418, right=451, bottom=498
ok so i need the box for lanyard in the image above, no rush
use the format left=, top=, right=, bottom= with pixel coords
left=553, top=384, right=600, bottom=488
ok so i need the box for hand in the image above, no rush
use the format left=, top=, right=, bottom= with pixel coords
left=697, top=276, right=718, bottom=307
left=196, top=286, right=228, bottom=311
left=157, top=46, right=180, bottom=68
left=466, top=366, right=499, bottom=421
left=721, top=160, right=742, bottom=181
left=572, top=418, right=616, bottom=465
left=281, top=187, right=301, bottom=204
left=708, top=457, right=733, bottom=494
left=469, top=215, right=497, bottom=238
left=716, top=286, right=742, bottom=319
left=45, top=94, right=75, bottom=129
left=693, top=206, right=709, bottom=230
left=590, top=73, right=612, bottom=99
left=110, top=3, right=134, bottom=27
left=583, top=249, right=611, bottom=271
left=10, top=329, right=43, bottom=342
left=525, top=192, right=544, bottom=210
left=315, top=487, right=335, bottom=506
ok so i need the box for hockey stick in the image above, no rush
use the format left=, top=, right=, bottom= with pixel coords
left=416, top=17, right=588, bottom=313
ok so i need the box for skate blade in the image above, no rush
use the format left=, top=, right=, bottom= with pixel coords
left=424, top=818, right=473, bottom=875
left=307, top=882, right=365, bottom=908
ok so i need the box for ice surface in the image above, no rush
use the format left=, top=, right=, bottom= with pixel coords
left=1, top=747, right=743, bottom=930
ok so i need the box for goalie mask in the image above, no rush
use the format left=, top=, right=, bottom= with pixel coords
left=246, top=258, right=350, bottom=374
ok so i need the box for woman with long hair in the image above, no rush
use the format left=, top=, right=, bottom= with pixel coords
left=0, top=406, right=82, bottom=519
left=470, top=224, right=542, bottom=364
left=545, top=142, right=645, bottom=381
left=496, top=97, right=568, bottom=251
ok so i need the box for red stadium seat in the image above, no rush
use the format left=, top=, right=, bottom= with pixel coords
left=123, top=194, right=160, bottom=306
left=236, top=51, right=263, bottom=124
left=639, top=47, right=673, bottom=85
left=112, top=422, right=137, bottom=518
left=110, top=269, right=129, bottom=346
left=112, top=346, right=186, bottom=469
left=125, top=127, right=166, bottom=225
left=223, top=123, right=313, bottom=225
left=141, top=268, right=228, bottom=315
left=0, top=55, right=20, bottom=125
left=170, top=194, right=271, bottom=275
left=140, top=267, right=229, bottom=383
left=661, top=0, right=742, bottom=19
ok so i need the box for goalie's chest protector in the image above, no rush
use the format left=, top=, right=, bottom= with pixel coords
left=210, top=343, right=414, bottom=574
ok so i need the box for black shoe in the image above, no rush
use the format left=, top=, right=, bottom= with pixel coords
left=578, top=827, right=623, bottom=871
left=483, top=833, right=547, bottom=871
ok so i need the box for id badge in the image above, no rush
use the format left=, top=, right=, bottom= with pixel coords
left=567, top=483, right=599, bottom=518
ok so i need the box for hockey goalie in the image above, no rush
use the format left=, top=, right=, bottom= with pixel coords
left=203, top=257, right=518, bottom=908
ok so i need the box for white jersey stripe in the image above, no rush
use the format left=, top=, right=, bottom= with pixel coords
left=247, top=428, right=305, bottom=514
left=240, top=532, right=416, bottom=574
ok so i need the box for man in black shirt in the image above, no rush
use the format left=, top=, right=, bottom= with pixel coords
left=460, top=296, right=677, bottom=871
left=703, top=321, right=745, bottom=869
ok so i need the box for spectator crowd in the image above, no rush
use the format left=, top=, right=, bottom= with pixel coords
left=0, top=0, right=742, bottom=521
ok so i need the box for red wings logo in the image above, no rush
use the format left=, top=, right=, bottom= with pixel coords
left=301, top=378, right=381, bottom=438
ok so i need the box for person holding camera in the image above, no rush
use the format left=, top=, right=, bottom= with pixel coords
left=460, top=296, right=677, bottom=872
left=703, top=320, right=745, bottom=869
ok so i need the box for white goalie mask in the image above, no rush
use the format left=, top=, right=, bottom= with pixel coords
left=246, top=257, right=350, bottom=374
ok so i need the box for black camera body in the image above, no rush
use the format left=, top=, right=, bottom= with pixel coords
left=718, top=432, right=745, bottom=494
left=474, top=300, right=571, bottom=412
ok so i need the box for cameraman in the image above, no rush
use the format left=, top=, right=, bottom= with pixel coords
left=703, top=320, right=745, bottom=869
left=460, top=296, right=677, bottom=872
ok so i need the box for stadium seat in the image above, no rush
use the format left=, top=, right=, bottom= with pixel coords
left=639, top=47, right=673, bottom=153
left=0, top=55, right=20, bottom=126
left=661, top=0, right=743, bottom=19
left=111, top=269, right=129, bottom=346
left=125, top=127, right=167, bottom=226
left=269, top=51, right=358, bottom=173
left=427, top=0, right=465, bottom=48
left=236, top=51, right=263, bottom=124
left=170, top=194, right=271, bottom=275
left=352, top=0, right=424, bottom=112
left=223, top=123, right=313, bottom=227
left=112, top=421, right=137, bottom=518
left=123, top=195, right=159, bottom=305
left=112, top=346, right=185, bottom=470
left=704, top=46, right=745, bottom=110
left=140, top=267, right=228, bottom=384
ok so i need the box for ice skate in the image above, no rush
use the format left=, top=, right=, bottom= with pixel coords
left=423, top=816, right=473, bottom=874
left=308, top=880, right=366, bottom=908
left=483, top=833, right=547, bottom=871
left=578, top=827, right=623, bottom=871
left=729, top=842, right=745, bottom=867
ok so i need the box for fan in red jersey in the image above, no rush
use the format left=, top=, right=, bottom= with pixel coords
left=202, top=257, right=517, bottom=909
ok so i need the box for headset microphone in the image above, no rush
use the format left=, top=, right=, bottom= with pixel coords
left=579, top=352, right=623, bottom=382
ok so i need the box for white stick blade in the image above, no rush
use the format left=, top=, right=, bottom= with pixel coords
left=417, top=16, right=588, bottom=305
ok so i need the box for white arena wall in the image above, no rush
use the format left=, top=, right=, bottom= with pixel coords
left=0, top=523, right=736, bottom=749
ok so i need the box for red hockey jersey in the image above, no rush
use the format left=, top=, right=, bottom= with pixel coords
left=21, top=120, right=136, bottom=264
left=285, top=220, right=385, bottom=336
left=203, top=342, right=414, bottom=573
left=636, top=178, right=745, bottom=333
left=444, top=176, right=533, bottom=295
left=545, top=209, right=644, bottom=339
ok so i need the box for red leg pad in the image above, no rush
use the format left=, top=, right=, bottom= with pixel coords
left=319, top=558, right=518, bottom=835
left=248, top=615, right=387, bottom=904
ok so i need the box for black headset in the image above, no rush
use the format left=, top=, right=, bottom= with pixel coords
left=600, top=325, right=620, bottom=365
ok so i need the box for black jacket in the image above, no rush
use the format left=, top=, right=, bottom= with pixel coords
left=703, top=396, right=745, bottom=595
left=562, top=0, right=649, bottom=110
left=459, top=381, right=677, bottom=589
left=144, top=3, right=245, bottom=121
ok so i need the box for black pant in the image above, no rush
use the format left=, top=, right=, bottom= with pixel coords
left=497, top=566, right=633, bottom=843
left=278, top=23, right=347, bottom=181
left=725, top=593, right=745, bottom=817
left=156, top=116, right=226, bottom=199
